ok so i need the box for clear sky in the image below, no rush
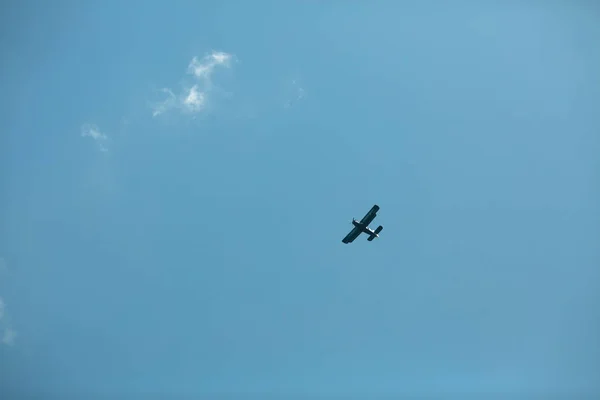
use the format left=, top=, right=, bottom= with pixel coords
left=1, top=2, right=599, bottom=398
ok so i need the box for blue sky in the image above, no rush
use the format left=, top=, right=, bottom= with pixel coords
left=1, top=1, right=599, bottom=398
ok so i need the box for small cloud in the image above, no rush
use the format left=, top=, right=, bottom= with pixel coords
left=81, top=123, right=109, bottom=152
left=187, top=51, right=232, bottom=80
left=151, top=50, right=235, bottom=119
left=182, top=85, right=205, bottom=113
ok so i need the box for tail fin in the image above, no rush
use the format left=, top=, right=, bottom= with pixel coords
left=367, top=225, right=383, bottom=242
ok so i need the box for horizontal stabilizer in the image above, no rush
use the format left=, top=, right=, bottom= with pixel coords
left=367, top=225, right=383, bottom=242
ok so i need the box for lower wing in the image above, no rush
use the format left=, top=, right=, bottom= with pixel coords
left=342, top=226, right=362, bottom=244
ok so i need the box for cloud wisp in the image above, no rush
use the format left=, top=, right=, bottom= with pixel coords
left=284, top=79, right=306, bottom=109
left=152, top=51, right=234, bottom=118
left=81, top=123, right=109, bottom=152
left=0, top=257, right=17, bottom=346
left=186, top=51, right=233, bottom=81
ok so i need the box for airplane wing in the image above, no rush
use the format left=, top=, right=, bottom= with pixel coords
left=342, top=226, right=362, bottom=244
left=359, top=204, right=379, bottom=226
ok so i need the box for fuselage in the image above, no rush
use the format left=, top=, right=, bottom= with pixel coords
left=352, top=219, right=378, bottom=237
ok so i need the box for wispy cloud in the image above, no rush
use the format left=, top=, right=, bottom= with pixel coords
left=0, top=258, right=17, bottom=347
left=2, top=327, right=17, bottom=346
left=81, top=123, right=109, bottom=152
left=0, top=297, right=17, bottom=346
left=182, top=85, right=205, bottom=113
left=284, top=79, right=306, bottom=109
left=151, top=88, right=177, bottom=117
left=152, top=50, right=235, bottom=118
left=187, top=51, right=232, bottom=81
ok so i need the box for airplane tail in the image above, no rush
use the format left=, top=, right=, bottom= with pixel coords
left=367, top=225, right=383, bottom=241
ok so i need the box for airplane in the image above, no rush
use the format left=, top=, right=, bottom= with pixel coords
left=342, top=204, right=383, bottom=244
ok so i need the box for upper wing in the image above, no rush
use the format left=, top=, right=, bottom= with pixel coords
left=342, top=226, right=362, bottom=244
left=359, top=204, right=380, bottom=226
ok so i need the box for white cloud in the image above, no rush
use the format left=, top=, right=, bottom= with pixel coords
left=81, top=123, right=109, bottom=152
left=187, top=51, right=232, bottom=80
left=152, top=50, right=234, bottom=118
left=182, top=85, right=205, bottom=113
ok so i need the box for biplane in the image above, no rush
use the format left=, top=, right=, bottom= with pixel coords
left=341, top=204, right=383, bottom=244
